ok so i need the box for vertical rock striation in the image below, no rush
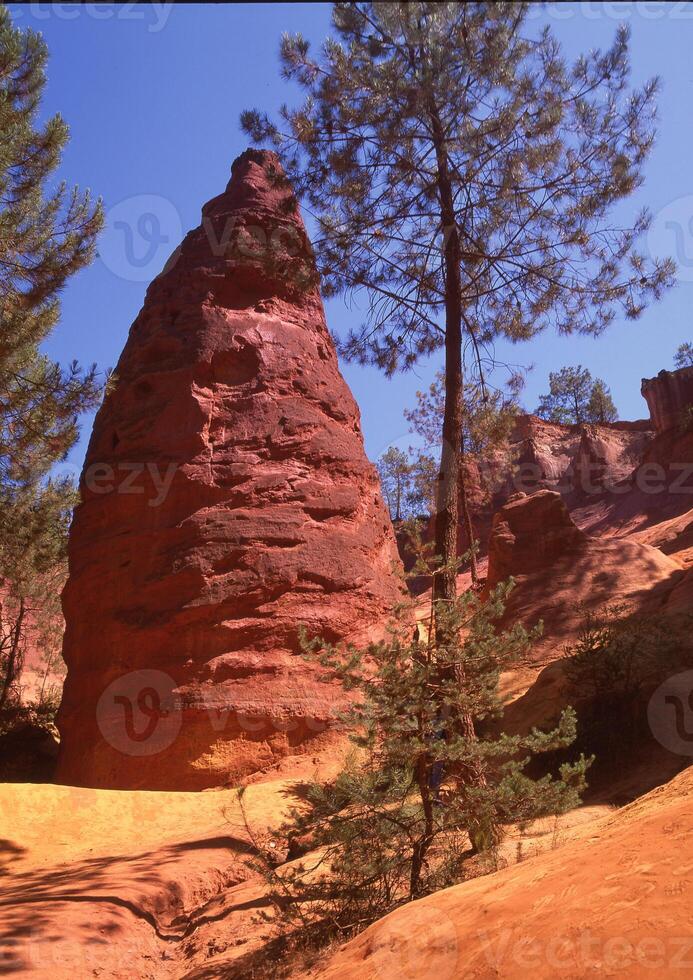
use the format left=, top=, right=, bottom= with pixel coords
left=56, top=150, right=403, bottom=790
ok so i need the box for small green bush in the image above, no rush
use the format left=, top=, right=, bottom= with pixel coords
left=248, top=533, right=589, bottom=959
left=562, top=604, right=687, bottom=767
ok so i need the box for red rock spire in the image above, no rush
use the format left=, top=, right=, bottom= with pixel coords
left=56, top=150, right=402, bottom=790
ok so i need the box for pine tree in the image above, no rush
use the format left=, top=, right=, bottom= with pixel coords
left=587, top=378, right=618, bottom=424
left=376, top=446, right=412, bottom=521
left=405, top=449, right=437, bottom=519
left=405, top=370, right=521, bottom=583
left=0, top=5, right=104, bottom=708
left=674, top=342, right=693, bottom=369
left=377, top=446, right=436, bottom=522
left=537, top=366, right=617, bottom=425
left=0, top=4, right=103, bottom=488
left=242, top=2, right=674, bottom=606
left=256, top=548, right=589, bottom=947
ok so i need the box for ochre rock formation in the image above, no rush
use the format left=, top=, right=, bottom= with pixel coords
left=5, top=759, right=693, bottom=977
left=485, top=489, right=681, bottom=659
left=486, top=490, right=584, bottom=590
left=485, top=487, right=690, bottom=760
left=419, top=415, right=656, bottom=565
left=510, top=415, right=583, bottom=492
left=632, top=507, right=693, bottom=567
left=0, top=749, right=353, bottom=978
left=641, top=366, right=693, bottom=432
left=569, top=422, right=651, bottom=494
left=578, top=424, right=693, bottom=540
left=56, top=149, right=403, bottom=790
left=417, top=415, right=655, bottom=570
left=507, top=416, right=653, bottom=500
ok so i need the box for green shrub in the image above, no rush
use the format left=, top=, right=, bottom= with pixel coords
left=249, top=536, right=589, bottom=959
left=562, top=604, right=687, bottom=767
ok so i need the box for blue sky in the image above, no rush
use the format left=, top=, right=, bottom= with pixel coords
left=15, top=1, right=693, bottom=475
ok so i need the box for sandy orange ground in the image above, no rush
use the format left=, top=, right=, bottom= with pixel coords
left=6, top=758, right=693, bottom=979
left=0, top=750, right=344, bottom=978
left=310, top=766, right=693, bottom=980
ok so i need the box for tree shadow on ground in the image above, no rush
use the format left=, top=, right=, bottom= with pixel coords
left=0, top=824, right=257, bottom=975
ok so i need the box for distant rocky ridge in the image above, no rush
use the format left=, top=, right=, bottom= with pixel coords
left=444, top=365, right=693, bottom=561
left=422, top=412, right=653, bottom=563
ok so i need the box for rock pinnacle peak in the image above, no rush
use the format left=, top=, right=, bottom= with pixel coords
left=56, top=156, right=403, bottom=790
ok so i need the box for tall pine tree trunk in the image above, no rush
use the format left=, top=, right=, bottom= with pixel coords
left=433, top=326, right=462, bottom=604
left=459, top=454, right=479, bottom=586
left=0, top=596, right=26, bottom=713
left=430, top=105, right=463, bottom=607
left=410, top=751, right=435, bottom=898
left=428, top=100, right=487, bottom=804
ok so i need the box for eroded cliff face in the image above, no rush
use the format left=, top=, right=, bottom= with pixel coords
left=431, top=414, right=657, bottom=560
left=56, top=149, right=403, bottom=790
left=642, top=366, right=693, bottom=433
left=485, top=490, right=680, bottom=654
left=504, top=415, right=655, bottom=500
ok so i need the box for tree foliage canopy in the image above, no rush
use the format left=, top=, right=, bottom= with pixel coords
left=0, top=5, right=103, bottom=712
left=244, top=2, right=673, bottom=374
left=243, top=1, right=673, bottom=601
left=674, top=342, right=693, bottom=370
left=537, top=365, right=618, bottom=425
